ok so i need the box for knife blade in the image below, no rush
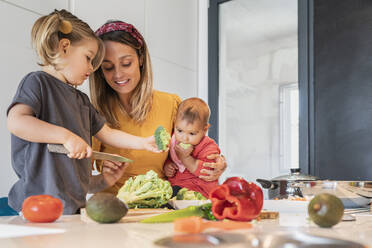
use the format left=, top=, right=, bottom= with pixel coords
left=47, top=144, right=133, bottom=163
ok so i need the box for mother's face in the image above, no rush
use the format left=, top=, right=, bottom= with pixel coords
left=100, top=40, right=141, bottom=96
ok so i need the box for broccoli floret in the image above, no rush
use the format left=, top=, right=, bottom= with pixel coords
left=176, top=188, right=188, bottom=200
left=175, top=188, right=206, bottom=200
left=179, top=143, right=191, bottom=149
left=154, top=126, right=171, bottom=151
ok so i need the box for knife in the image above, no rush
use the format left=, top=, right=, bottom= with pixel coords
left=47, top=144, right=133, bottom=163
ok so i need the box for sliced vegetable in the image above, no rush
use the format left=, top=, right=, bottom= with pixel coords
left=22, top=195, right=63, bottom=223
left=140, top=203, right=215, bottom=223
left=209, top=177, right=263, bottom=221
left=174, top=216, right=252, bottom=233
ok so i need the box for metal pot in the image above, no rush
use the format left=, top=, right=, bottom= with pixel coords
left=256, top=168, right=319, bottom=199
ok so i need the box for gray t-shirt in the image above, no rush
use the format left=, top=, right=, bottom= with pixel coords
left=7, top=71, right=106, bottom=214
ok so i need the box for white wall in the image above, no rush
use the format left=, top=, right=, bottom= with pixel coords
left=75, top=0, right=201, bottom=100
left=0, top=0, right=205, bottom=197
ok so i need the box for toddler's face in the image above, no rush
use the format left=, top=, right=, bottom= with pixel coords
left=60, top=38, right=98, bottom=86
left=174, top=119, right=207, bottom=146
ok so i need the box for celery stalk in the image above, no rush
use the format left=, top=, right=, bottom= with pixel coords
left=140, top=203, right=215, bottom=223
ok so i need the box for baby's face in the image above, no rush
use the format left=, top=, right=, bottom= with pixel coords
left=174, top=119, right=207, bottom=146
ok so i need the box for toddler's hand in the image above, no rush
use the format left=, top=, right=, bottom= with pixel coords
left=142, top=135, right=167, bottom=153
left=64, top=134, right=92, bottom=159
left=164, top=161, right=178, bottom=178
left=102, top=160, right=129, bottom=186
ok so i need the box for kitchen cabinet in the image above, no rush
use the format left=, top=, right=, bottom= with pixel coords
left=302, top=0, right=372, bottom=180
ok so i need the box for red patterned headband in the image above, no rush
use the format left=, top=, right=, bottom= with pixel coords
left=95, top=21, right=143, bottom=47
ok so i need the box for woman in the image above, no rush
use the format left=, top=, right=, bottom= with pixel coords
left=90, top=20, right=226, bottom=194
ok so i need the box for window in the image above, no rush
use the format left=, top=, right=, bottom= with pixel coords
left=280, top=83, right=299, bottom=172
left=214, top=0, right=298, bottom=181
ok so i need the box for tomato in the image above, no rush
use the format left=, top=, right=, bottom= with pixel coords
left=22, top=195, right=63, bottom=223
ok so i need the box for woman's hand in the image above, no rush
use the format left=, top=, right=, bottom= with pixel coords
left=102, top=160, right=129, bottom=187
left=64, top=134, right=92, bottom=159
left=164, top=160, right=178, bottom=178
left=199, top=154, right=227, bottom=182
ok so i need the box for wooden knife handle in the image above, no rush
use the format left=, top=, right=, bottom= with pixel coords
left=47, top=144, right=69, bottom=154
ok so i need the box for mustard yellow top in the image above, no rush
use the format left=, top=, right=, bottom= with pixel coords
left=92, top=90, right=181, bottom=194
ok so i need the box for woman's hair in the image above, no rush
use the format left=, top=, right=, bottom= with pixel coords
left=177, top=98, right=210, bottom=127
left=90, top=20, right=153, bottom=127
left=31, top=9, right=104, bottom=71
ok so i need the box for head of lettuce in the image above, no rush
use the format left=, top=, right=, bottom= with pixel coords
left=117, top=170, right=173, bottom=208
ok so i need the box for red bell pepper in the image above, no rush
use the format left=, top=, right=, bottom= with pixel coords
left=209, top=177, right=263, bottom=221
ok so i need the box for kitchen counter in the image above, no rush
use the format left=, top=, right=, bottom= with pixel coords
left=0, top=212, right=372, bottom=248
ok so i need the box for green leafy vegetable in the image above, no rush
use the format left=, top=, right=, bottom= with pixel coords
left=117, top=170, right=172, bottom=208
left=175, top=188, right=206, bottom=200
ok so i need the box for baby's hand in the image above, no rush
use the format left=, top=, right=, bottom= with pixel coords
left=142, top=135, right=167, bottom=153
left=64, top=134, right=92, bottom=159
left=175, top=143, right=193, bottom=159
left=164, top=161, right=178, bottom=178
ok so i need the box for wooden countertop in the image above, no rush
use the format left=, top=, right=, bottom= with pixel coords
left=0, top=212, right=372, bottom=248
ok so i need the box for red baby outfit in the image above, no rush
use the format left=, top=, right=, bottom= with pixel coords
left=169, top=135, right=220, bottom=198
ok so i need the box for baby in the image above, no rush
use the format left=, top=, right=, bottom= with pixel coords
left=167, top=97, right=220, bottom=198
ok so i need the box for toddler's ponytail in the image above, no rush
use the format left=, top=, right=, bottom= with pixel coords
left=30, top=9, right=103, bottom=71
left=31, top=11, right=65, bottom=69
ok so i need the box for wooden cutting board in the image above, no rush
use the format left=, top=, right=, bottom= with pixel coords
left=80, top=208, right=173, bottom=223
left=259, top=210, right=279, bottom=219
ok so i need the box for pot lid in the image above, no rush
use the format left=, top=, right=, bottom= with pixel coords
left=271, top=168, right=319, bottom=181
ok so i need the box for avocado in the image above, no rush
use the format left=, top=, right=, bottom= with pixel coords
left=308, top=193, right=344, bottom=228
left=86, top=193, right=128, bottom=223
